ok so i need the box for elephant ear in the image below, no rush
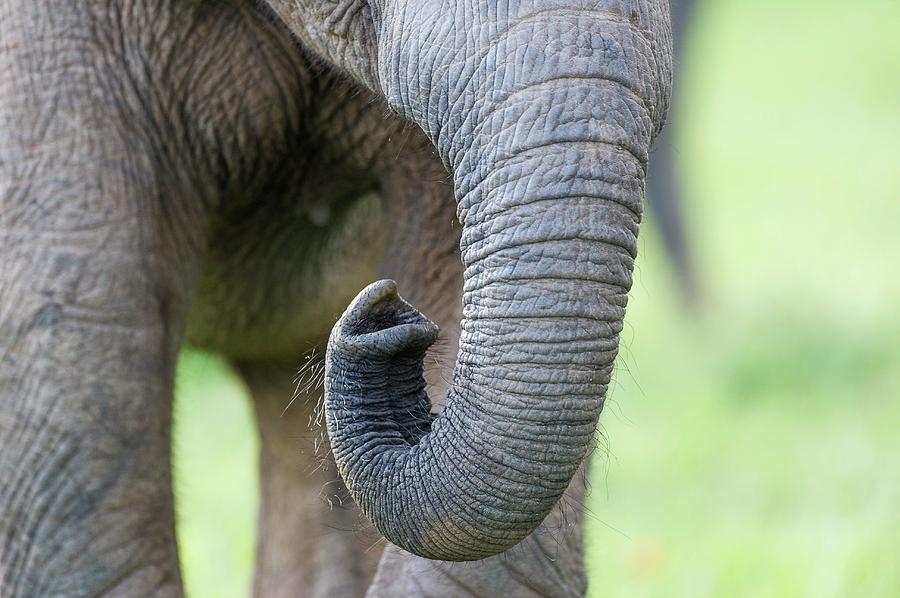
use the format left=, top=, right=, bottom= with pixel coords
left=265, top=0, right=380, bottom=90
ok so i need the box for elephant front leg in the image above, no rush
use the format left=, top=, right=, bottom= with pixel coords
left=237, top=361, right=383, bottom=598
left=1, top=0, right=316, bottom=591
left=0, top=233, right=190, bottom=596
left=0, top=7, right=208, bottom=593
left=0, top=127, right=200, bottom=595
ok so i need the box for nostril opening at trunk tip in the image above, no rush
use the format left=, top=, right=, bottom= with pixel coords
left=336, top=280, right=439, bottom=353
left=349, top=303, right=422, bottom=335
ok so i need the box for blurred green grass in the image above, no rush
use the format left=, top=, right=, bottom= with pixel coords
left=172, top=0, right=900, bottom=595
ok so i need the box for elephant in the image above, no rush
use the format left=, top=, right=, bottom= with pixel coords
left=0, top=0, right=672, bottom=596
left=645, top=0, right=698, bottom=301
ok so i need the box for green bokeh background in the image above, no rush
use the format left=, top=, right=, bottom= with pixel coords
left=172, top=0, right=900, bottom=595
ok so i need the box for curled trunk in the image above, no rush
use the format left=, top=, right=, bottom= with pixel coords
left=326, top=5, right=669, bottom=561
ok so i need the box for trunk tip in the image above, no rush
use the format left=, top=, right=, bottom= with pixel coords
left=333, top=279, right=439, bottom=355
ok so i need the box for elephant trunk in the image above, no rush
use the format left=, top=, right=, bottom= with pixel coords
left=325, top=9, right=667, bottom=561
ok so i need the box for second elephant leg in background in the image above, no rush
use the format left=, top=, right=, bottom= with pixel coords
left=646, top=0, right=699, bottom=300
left=368, top=472, right=589, bottom=597
left=236, top=361, right=383, bottom=598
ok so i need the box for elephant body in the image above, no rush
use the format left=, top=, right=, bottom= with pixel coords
left=0, top=0, right=671, bottom=596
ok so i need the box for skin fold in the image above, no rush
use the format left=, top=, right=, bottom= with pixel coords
left=0, top=0, right=671, bottom=596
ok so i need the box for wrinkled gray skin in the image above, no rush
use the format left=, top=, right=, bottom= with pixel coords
left=0, top=0, right=671, bottom=596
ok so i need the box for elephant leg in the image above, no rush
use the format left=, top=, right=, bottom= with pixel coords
left=645, top=0, right=699, bottom=302
left=367, top=474, right=588, bottom=597
left=0, top=2, right=309, bottom=594
left=237, top=361, right=382, bottom=598
left=0, top=74, right=199, bottom=598
left=0, top=234, right=194, bottom=596
left=646, top=116, right=698, bottom=302
left=0, top=4, right=217, bottom=595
